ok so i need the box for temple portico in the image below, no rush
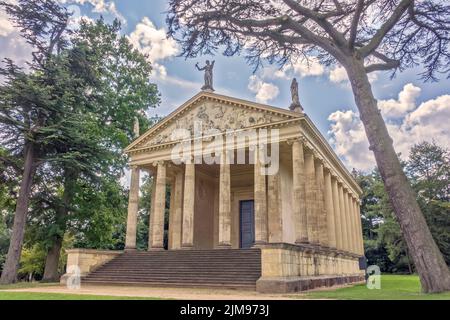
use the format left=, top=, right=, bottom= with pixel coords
left=63, top=88, right=366, bottom=293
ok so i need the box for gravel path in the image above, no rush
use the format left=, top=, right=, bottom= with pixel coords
left=5, top=285, right=311, bottom=300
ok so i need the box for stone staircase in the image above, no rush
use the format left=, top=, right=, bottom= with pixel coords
left=82, top=249, right=262, bottom=290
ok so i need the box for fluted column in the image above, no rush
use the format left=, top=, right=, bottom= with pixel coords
left=150, top=161, right=166, bottom=250
left=182, top=162, right=195, bottom=248
left=254, top=148, right=268, bottom=245
left=338, top=183, right=349, bottom=252
left=168, top=170, right=183, bottom=250
left=331, top=177, right=343, bottom=251
left=125, top=166, right=140, bottom=251
left=315, top=159, right=328, bottom=247
left=324, top=169, right=337, bottom=249
left=292, top=139, right=308, bottom=244
left=304, top=151, right=319, bottom=245
left=218, top=151, right=232, bottom=247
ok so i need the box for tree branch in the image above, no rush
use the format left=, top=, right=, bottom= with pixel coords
left=360, top=0, right=413, bottom=57
left=349, top=0, right=364, bottom=49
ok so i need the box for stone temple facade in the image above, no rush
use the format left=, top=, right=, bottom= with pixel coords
left=62, top=90, right=365, bottom=293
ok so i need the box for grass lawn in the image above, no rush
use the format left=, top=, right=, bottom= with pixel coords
left=301, top=275, right=450, bottom=300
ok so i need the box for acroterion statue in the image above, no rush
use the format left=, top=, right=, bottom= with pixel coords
left=196, top=60, right=215, bottom=91
left=290, top=78, right=304, bottom=113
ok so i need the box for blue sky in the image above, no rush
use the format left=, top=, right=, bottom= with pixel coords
left=1, top=0, right=449, bottom=171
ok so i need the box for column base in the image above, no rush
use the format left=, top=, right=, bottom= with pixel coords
left=148, top=247, right=165, bottom=251
left=180, top=244, right=194, bottom=250
left=295, top=239, right=309, bottom=245
left=217, top=243, right=232, bottom=249
left=124, top=247, right=137, bottom=252
left=252, top=241, right=268, bottom=248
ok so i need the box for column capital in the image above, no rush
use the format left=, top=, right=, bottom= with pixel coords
left=287, top=136, right=305, bottom=146
left=153, top=160, right=166, bottom=167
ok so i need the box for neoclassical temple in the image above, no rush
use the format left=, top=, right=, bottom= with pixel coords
left=62, top=80, right=365, bottom=293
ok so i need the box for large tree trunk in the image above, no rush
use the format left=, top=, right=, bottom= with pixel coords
left=42, top=236, right=63, bottom=282
left=346, top=58, right=450, bottom=293
left=42, top=169, right=76, bottom=282
left=0, top=144, right=36, bottom=285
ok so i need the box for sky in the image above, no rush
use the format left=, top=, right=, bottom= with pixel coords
left=1, top=0, right=450, bottom=172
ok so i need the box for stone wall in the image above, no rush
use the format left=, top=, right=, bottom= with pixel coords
left=60, top=249, right=122, bottom=284
left=257, top=244, right=365, bottom=293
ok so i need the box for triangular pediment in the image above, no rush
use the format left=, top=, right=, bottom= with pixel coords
left=126, top=91, right=301, bottom=152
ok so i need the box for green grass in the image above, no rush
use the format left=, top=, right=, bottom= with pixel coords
left=0, top=291, right=159, bottom=300
left=0, top=282, right=60, bottom=291
left=300, top=275, right=450, bottom=300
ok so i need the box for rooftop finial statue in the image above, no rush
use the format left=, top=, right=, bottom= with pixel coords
left=196, top=60, right=215, bottom=91
left=290, top=78, right=303, bottom=113
left=133, top=116, right=140, bottom=138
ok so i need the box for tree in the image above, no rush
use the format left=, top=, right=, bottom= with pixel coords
left=356, top=142, right=450, bottom=273
left=407, top=142, right=450, bottom=264
left=0, top=0, right=73, bottom=284
left=38, top=19, right=160, bottom=282
left=167, top=0, right=450, bottom=292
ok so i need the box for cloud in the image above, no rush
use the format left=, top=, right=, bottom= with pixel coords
left=329, top=65, right=378, bottom=85
left=248, top=75, right=280, bottom=103
left=58, top=0, right=126, bottom=24
left=0, top=1, right=15, bottom=37
left=327, top=84, right=450, bottom=171
left=330, top=67, right=348, bottom=84
left=378, top=83, right=421, bottom=118
left=128, top=17, right=179, bottom=78
left=269, top=57, right=325, bottom=80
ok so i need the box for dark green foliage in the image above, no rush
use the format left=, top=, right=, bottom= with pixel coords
left=0, top=0, right=160, bottom=281
left=359, top=142, right=450, bottom=272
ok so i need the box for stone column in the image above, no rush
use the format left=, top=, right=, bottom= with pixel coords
left=343, top=188, right=352, bottom=253
left=349, top=194, right=358, bottom=254
left=150, top=161, right=166, bottom=250
left=125, top=166, right=140, bottom=251
left=338, top=183, right=349, bottom=252
left=292, top=139, right=308, bottom=244
left=254, top=149, right=268, bottom=245
left=331, top=177, right=343, bottom=251
left=356, top=201, right=365, bottom=255
left=168, top=170, right=183, bottom=250
left=147, top=175, right=156, bottom=250
left=304, top=151, right=319, bottom=245
left=324, top=168, right=337, bottom=249
left=218, top=151, right=232, bottom=248
left=268, top=173, right=282, bottom=243
left=182, top=162, right=195, bottom=248
left=315, top=159, right=328, bottom=247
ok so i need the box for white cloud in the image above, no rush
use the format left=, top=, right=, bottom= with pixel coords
left=248, top=75, right=280, bottom=103
left=379, top=83, right=421, bottom=118
left=58, top=0, right=125, bottom=24
left=0, top=1, right=15, bottom=37
left=328, top=84, right=450, bottom=171
left=128, top=17, right=179, bottom=79
left=330, top=67, right=348, bottom=83
left=329, top=65, right=378, bottom=85
left=273, top=58, right=325, bottom=79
